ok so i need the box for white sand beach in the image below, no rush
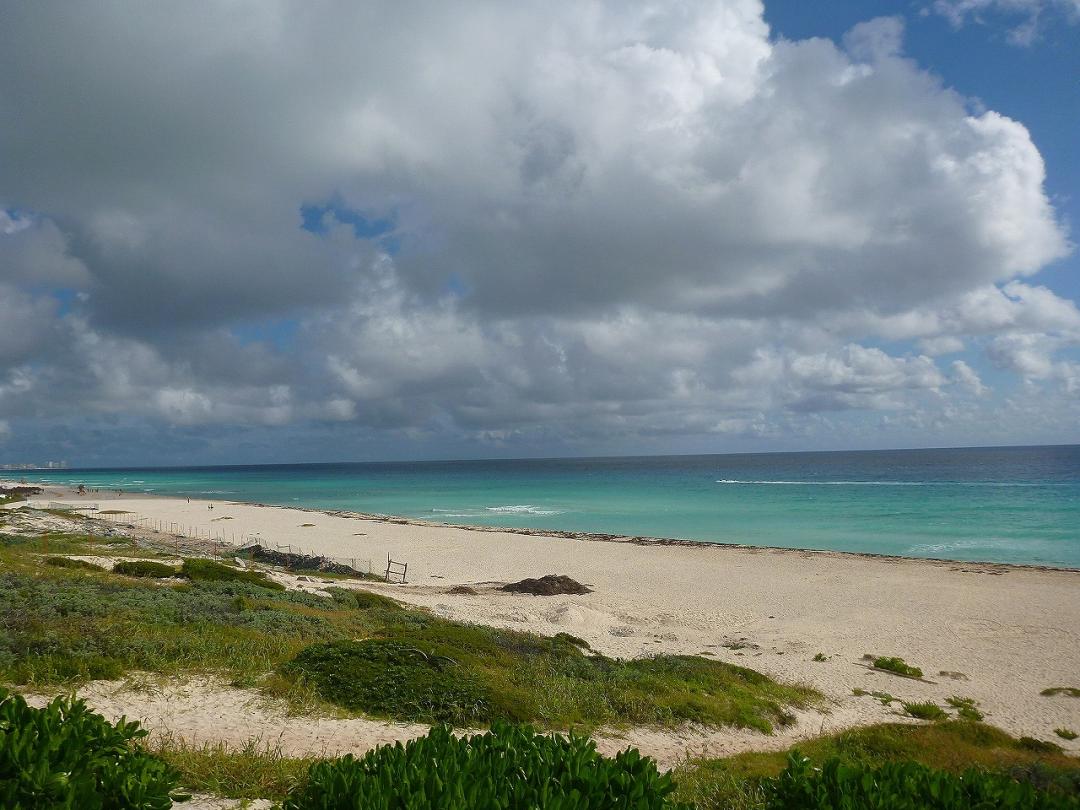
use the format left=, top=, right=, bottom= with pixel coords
left=10, top=483, right=1080, bottom=766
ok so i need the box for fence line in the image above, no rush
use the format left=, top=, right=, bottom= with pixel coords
left=88, top=509, right=377, bottom=576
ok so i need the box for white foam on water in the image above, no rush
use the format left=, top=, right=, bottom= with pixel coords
left=485, top=504, right=566, bottom=516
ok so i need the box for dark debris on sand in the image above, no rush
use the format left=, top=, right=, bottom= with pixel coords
left=500, top=574, right=593, bottom=595
left=236, top=544, right=378, bottom=579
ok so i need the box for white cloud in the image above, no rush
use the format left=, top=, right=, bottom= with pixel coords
left=0, top=2, right=1075, bottom=457
left=930, top=0, right=1080, bottom=44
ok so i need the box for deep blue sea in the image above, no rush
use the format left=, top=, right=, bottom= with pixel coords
left=12, top=445, right=1080, bottom=568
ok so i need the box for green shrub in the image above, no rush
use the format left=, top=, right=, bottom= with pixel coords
left=873, top=656, right=923, bottom=678
left=1042, top=687, right=1080, bottom=698
left=114, top=560, right=179, bottom=578
left=1019, top=737, right=1064, bottom=754
left=947, top=696, right=985, bottom=721
left=45, top=556, right=105, bottom=572
left=180, top=558, right=284, bottom=591
left=553, top=632, right=591, bottom=650
left=346, top=589, right=404, bottom=611
left=764, top=752, right=1078, bottom=809
left=1055, top=729, right=1078, bottom=741
left=0, top=686, right=187, bottom=809
left=283, top=639, right=490, bottom=725
left=283, top=722, right=690, bottom=809
left=903, top=701, right=948, bottom=721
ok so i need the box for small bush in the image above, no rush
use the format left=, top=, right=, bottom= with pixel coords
left=813, top=653, right=827, bottom=662
left=180, top=558, right=284, bottom=591
left=114, top=559, right=179, bottom=578
left=283, top=639, right=491, bottom=725
left=1019, top=737, right=1064, bottom=754
left=283, top=722, right=689, bottom=809
left=764, top=752, right=1077, bottom=810
left=1054, top=728, right=1078, bottom=741
left=347, top=589, right=404, bottom=611
left=1041, top=687, right=1080, bottom=698
left=873, top=656, right=923, bottom=678
left=45, top=556, right=105, bottom=571
left=0, top=686, right=186, bottom=808
left=947, top=696, right=985, bottom=721
left=903, top=701, right=948, bottom=721
left=553, top=632, right=591, bottom=650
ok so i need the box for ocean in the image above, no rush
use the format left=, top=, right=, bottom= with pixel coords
left=12, top=445, right=1080, bottom=568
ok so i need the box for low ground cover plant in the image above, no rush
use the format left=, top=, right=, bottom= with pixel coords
left=179, top=558, right=284, bottom=591
left=903, top=701, right=948, bottom=721
left=282, top=722, right=690, bottom=809
left=872, top=656, right=923, bottom=678
left=114, top=559, right=179, bottom=578
left=763, top=752, right=1079, bottom=809
left=45, top=556, right=106, bottom=571
left=672, top=721, right=1080, bottom=809
left=1042, top=688, right=1080, bottom=698
left=0, top=686, right=185, bottom=809
left=282, top=621, right=815, bottom=730
left=948, top=695, right=985, bottom=721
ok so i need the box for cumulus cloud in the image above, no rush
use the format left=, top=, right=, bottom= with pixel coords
left=0, top=1, right=1075, bottom=460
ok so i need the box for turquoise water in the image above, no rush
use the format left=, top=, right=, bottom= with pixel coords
left=13, top=445, right=1080, bottom=568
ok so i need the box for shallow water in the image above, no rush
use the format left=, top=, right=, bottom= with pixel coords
left=15, top=445, right=1080, bottom=567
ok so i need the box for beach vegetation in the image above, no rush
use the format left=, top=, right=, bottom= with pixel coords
left=114, top=559, right=179, bottom=578
left=672, top=721, right=1080, bottom=810
left=151, top=735, right=313, bottom=801
left=282, top=722, right=688, bottom=810
left=1042, top=687, right=1080, bottom=698
left=44, top=555, right=106, bottom=571
left=948, top=695, right=985, bottom=721
left=1019, top=737, right=1064, bottom=754
left=1054, top=729, right=1078, bottom=741
left=283, top=621, right=815, bottom=730
left=872, top=656, right=923, bottom=678
left=328, top=586, right=404, bottom=612
left=553, top=631, right=591, bottom=650
left=0, top=686, right=186, bottom=809
left=761, top=752, right=1078, bottom=810
left=180, top=557, right=284, bottom=591
left=0, top=534, right=816, bottom=731
left=903, top=701, right=948, bottom=721
left=812, top=652, right=827, bottom=662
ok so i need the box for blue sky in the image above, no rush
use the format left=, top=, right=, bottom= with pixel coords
left=0, top=1, right=1077, bottom=466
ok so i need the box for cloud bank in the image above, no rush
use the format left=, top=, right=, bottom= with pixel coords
left=0, top=2, right=1075, bottom=463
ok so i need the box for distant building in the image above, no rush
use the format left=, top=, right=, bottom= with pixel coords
left=0, top=461, right=68, bottom=471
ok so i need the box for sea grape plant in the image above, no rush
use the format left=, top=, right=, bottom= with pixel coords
left=764, top=753, right=1079, bottom=809
left=283, top=722, right=691, bottom=809
left=0, top=686, right=187, bottom=809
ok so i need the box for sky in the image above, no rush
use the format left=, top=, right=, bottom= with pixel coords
left=0, top=0, right=1078, bottom=467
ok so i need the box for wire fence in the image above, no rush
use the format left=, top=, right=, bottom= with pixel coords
left=49, top=505, right=382, bottom=578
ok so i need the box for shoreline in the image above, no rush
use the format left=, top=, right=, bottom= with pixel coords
left=10, top=479, right=1079, bottom=574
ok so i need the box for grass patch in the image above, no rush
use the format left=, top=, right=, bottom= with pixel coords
left=44, top=556, right=106, bottom=572
left=947, top=695, right=985, bottom=721
left=1055, top=729, right=1078, bottom=741
left=672, top=721, right=1080, bottom=810
left=812, top=653, right=827, bottom=662
left=1042, top=687, right=1080, bottom=698
left=329, top=587, right=404, bottom=612
left=281, top=618, right=816, bottom=730
left=151, top=737, right=314, bottom=801
left=180, top=558, right=284, bottom=591
left=114, top=559, right=179, bottom=578
left=872, top=656, right=923, bottom=678
left=902, top=701, right=947, bottom=721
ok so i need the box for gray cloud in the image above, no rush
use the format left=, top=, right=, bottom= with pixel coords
left=0, top=1, right=1076, bottom=462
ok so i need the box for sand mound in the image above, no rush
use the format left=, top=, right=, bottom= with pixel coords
left=501, top=574, right=592, bottom=595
